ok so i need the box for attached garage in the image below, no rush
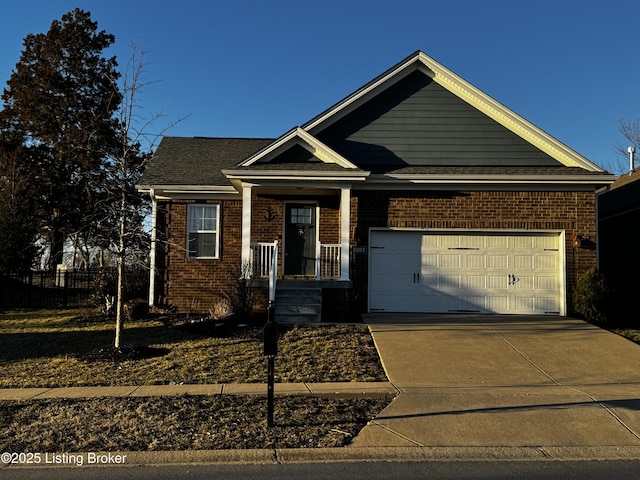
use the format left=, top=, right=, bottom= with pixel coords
left=369, top=230, right=565, bottom=315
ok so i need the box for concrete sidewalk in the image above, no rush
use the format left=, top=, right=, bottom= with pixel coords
left=0, top=382, right=397, bottom=400
left=351, top=314, right=640, bottom=460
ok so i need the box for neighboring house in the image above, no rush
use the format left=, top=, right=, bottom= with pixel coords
left=138, top=51, right=615, bottom=322
left=597, top=167, right=640, bottom=318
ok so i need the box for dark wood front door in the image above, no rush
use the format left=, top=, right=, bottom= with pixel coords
left=284, top=203, right=316, bottom=276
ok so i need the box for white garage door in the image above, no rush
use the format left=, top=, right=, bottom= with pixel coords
left=369, top=230, right=564, bottom=315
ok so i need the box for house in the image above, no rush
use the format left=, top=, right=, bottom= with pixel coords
left=597, top=165, right=640, bottom=319
left=137, top=51, right=615, bottom=322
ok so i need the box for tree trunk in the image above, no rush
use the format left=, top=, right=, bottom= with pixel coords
left=114, top=189, right=127, bottom=349
left=48, top=227, right=65, bottom=270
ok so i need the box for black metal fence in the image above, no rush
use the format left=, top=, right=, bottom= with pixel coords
left=0, top=269, right=99, bottom=309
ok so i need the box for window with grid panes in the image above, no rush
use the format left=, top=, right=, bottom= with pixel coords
left=187, top=204, right=219, bottom=258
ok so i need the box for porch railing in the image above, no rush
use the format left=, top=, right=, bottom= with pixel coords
left=251, top=241, right=342, bottom=280
left=317, top=243, right=341, bottom=280
left=268, top=240, right=278, bottom=303
left=251, top=242, right=277, bottom=278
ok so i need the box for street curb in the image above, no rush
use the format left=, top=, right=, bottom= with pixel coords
left=4, top=446, right=640, bottom=468
left=125, top=446, right=640, bottom=464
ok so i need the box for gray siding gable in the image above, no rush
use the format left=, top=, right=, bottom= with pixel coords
left=316, top=70, right=562, bottom=169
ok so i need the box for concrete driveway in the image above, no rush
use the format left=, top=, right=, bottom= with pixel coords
left=352, top=314, right=640, bottom=455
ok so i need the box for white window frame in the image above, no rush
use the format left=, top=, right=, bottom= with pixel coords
left=187, top=204, right=220, bottom=259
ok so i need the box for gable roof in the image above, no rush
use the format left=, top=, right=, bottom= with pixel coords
left=301, top=50, right=603, bottom=172
left=238, top=127, right=359, bottom=169
left=139, top=51, right=615, bottom=193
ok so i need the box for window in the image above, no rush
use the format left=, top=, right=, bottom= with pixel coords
left=290, top=206, right=313, bottom=225
left=187, top=204, right=219, bottom=258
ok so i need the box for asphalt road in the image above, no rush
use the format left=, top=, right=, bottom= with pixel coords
left=3, top=460, right=640, bottom=480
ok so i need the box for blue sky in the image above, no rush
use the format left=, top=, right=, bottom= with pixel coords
left=1, top=0, right=639, bottom=172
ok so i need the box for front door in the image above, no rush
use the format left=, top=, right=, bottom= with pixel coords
left=284, top=203, right=317, bottom=276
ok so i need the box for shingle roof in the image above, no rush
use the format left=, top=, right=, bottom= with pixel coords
left=607, top=168, right=640, bottom=191
left=139, top=136, right=273, bottom=186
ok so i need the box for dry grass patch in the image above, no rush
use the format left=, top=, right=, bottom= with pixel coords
left=611, top=328, right=640, bottom=345
left=0, top=309, right=386, bottom=387
left=0, top=309, right=392, bottom=451
left=0, top=395, right=388, bottom=451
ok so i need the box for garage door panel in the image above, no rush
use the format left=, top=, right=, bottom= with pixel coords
left=441, top=254, right=461, bottom=268
left=422, top=274, right=438, bottom=287
left=371, top=253, right=417, bottom=272
left=514, top=297, right=535, bottom=312
left=514, top=255, right=534, bottom=269
left=461, top=235, right=485, bottom=248
left=487, top=236, right=509, bottom=248
left=467, top=254, right=486, bottom=268
left=439, top=274, right=461, bottom=289
left=370, top=231, right=563, bottom=315
left=536, top=276, right=557, bottom=290
left=421, top=254, right=438, bottom=267
left=536, top=255, right=557, bottom=270
left=538, top=297, right=559, bottom=313
left=514, top=276, right=534, bottom=290
left=440, top=235, right=460, bottom=247
left=514, top=236, right=535, bottom=248
left=489, top=275, right=507, bottom=289
left=467, top=275, right=486, bottom=289
left=488, top=255, right=508, bottom=269
left=488, top=296, right=509, bottom=312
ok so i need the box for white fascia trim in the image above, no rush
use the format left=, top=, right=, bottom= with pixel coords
left=140, top=185, right=240, bottom=200
left=239, top=127, right=358, bottom=169
left=386, top=173, right=617, bottom=185
left=303, top=56, right=419, bottom=133
left=239, top=128, right=298, bottom=166
left=297, top=128, right=359, bottom=169
left=139, top=185, right=237, bottom=193
left=223, top=170, right=369, bottom=182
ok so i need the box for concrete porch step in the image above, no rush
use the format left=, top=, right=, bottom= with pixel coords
left=274, top=281, right=322, bottom=324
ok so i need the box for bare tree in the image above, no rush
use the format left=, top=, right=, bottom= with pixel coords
left=100, top=44, right=184, bottom=348
left=614, top=116, right=640, bottom=174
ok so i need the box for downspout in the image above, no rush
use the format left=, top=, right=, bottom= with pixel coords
left=241, top=183, right=253, bottom=276
left=148, top=189, right=158, bottom=308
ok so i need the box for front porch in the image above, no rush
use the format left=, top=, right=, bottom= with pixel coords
left=251, top=241, right=344, bottom=280
left=241, top=184, right=353, bottom=283
left=251, top=240, right=352, bottom=323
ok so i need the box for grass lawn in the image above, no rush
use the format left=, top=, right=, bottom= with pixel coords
left=0, top=309, right=391, bottom=451
left=0, top=309, right=387, bottom=388
left=610, top=327, right=640, bottom=345
left=1, top=396, right=386, bottom=451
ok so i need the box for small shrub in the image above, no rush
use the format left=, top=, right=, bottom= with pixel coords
left=90, top=268, right=117, bottom=316
left=572, top=267, right=614, bottom=324
left=209, top=298, right=233, bottom=320
left=123, top=298, right=149, bottom=321
left=222, top=262, right=260, bottom=323
left=90, top=267, right=149, bottom=317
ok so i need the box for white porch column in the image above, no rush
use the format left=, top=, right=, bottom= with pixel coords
left=340, top=186, right=351, bottom=281
left=241, top=183, right=253, bottom=275
left=148, top=189, right=157, bottom=307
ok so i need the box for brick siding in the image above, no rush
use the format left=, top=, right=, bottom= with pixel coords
left=157, top=199, right=243, bottom=313
left=156, top=189, right=597, bottom=314
left=350, top=189, right=597, bottom=308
